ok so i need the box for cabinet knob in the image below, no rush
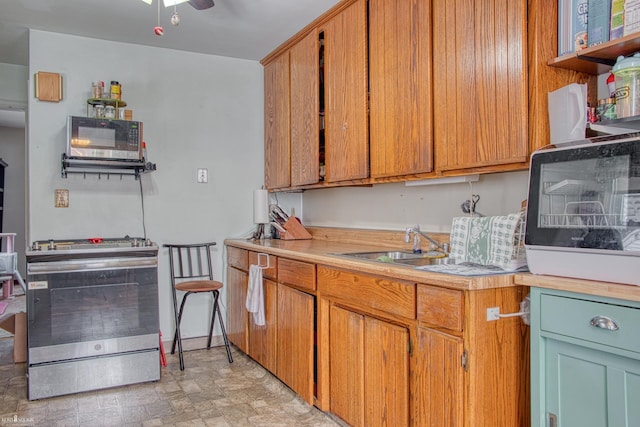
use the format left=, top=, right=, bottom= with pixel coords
left=589, top=315, right=619, bottom=331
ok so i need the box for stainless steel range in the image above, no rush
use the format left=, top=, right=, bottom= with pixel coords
left=26, top=237, right=160, bottom=400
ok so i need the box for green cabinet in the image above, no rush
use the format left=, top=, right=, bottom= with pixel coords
left=531, top=287, right=640, bottom=427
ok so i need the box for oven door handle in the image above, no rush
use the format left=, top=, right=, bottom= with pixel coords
left=27, top=257, right=158, bottom=274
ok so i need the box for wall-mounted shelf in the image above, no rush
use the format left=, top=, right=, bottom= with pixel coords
left=86, top=98, right=128, bottom=117
left=548, top=33, right=640, bottom=74
left=61, top=154, right=156, bottom=180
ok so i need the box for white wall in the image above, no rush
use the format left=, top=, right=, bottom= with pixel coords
left=28, top=30, right=264, bottom=340
left=300, top=171, right=530, bottom=234
left=0, top=125, right=27, bottom=277
left=0, top=63, right=28, bottom=109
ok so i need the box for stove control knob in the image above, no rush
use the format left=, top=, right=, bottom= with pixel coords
left=132, top=239, right=139, bottom=247
left=48, top=240, right=55, bottom=251
left=32, top=242, right=40, bottom=251
left=145, top=239, right=152, bottom=247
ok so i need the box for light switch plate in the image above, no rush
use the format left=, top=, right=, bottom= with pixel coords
left=197, top=168, right=208, bottom=183
left=55, top=189, right=69, bottom=208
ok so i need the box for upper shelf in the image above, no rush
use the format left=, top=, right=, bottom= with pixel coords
left=548, top=33, right=640, bottom=74
left=87, top=98, right=127, bottom=108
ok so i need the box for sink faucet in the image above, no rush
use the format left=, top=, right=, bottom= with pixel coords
left=405, top=225, right=449, bottom=254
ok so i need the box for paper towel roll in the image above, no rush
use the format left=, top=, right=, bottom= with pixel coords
left=253, top=189, right=270, bottom=224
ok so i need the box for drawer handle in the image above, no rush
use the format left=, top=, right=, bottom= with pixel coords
left=590, top=315, right=619, bottom=331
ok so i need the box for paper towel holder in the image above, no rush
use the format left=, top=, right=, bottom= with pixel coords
left=252, top=187, right=270, bottom=240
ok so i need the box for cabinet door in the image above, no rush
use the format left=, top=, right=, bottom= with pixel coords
left=323, top=0, right=369, bottom=182
left=545, top=339, right=640, bottom=427
left=414, top=327, right=463, bottom=427
left=329, top=305, right=365, bottom=426
left=290, top=30, right=320, bottom=186
left=329, top=305, right=410, bottom=427
left=369, top=0, right=433, bottom=178
left=264, top=52, right=291, bottom=190
left=432, top=0, right=528, bottom=172
left=226, top=266, right=248, bottom=353
left=248, top=278, right=277, bottom=374
left=364, top=316, right=409, bottom=427
left=276, top=283, right=315, bottom=404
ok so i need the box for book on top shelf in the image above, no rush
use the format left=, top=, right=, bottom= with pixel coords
left=624, top=0, right=640, bottom=35
left=610, top=0, right=624, bottom=39
left=588, top=0, right=612, bottom=46
left=558, top=0, right=589, bottom=55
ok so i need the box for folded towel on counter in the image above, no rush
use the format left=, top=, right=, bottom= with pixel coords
left=246, top=265, right=265, bottom=326
left=449, top=212, right=526, bottom=271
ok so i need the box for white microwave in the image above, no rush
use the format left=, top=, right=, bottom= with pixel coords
left=67, top=116, right=143, bottom=161
left=525, top=134, right=640, bottom=285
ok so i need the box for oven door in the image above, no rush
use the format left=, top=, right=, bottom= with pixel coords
left=26, top=256, right=158, bottom=364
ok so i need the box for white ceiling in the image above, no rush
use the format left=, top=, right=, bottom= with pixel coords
left=0, top=0, right=342, bottom=128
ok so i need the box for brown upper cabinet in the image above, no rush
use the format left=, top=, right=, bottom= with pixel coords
left=263, top=0, right=599, bottom=190
left=290, top=30, right=320, bottom=187
left=263, top=0, right=368, bottom=190
left=321, top=0, right=369, bottom=183
left=264, top=52, right=291, bottom=190
left=369, top=0, right=433, bottom=178
left=432, top=0, right=528, bottom=172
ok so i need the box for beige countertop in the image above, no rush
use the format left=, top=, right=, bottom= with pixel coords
left=224, top=237, right=518, bottom=291
left=225, top=226, right=639, bottom=301
left=515, top=273, right=640, bottom=303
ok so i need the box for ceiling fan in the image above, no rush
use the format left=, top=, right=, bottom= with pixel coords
left=141, top=0, right=215, bottom=35
left=140, top=0, right=215, bottom=10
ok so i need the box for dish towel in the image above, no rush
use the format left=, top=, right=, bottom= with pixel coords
left=449, top=212, right=527, bottom=271
left=246, top=265, right=266, bottom=326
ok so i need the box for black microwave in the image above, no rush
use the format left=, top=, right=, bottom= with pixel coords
left=67, top=116, right=143, bottom=161
left=524, top=134, right=640, bottom=285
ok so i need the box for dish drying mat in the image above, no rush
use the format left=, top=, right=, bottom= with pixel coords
left=416, top=262, right=529, bottom=277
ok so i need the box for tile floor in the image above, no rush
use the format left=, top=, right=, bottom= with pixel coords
left=0, top=295, right=340, bottom=427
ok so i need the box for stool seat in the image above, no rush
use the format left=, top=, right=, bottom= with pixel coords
left=175, top=280, right=223, bottom=293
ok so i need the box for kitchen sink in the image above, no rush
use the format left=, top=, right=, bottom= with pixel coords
left=339, top=250, right=426, bottom=261
left=335, top=250, right=454, bottom=266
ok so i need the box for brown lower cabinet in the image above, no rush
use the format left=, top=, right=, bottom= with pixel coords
left=329, top=304, right=409, bottom=427
left=276, top=283, right=315, bottom=404
left=226, top=246, right=529, bottom=426
left=248, top=278, right=277, bottom=374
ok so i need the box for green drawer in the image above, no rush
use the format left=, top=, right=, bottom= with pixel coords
left=540, top=294, right=640, bottom=355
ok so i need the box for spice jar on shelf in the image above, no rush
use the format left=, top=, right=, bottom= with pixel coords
left=94, top=104, right=105, bottom=118
left=91, top=81, right=103, bottom=99
left=105, top=105, right=116, bottom=119
left=110, top=81, right=121, bottom=100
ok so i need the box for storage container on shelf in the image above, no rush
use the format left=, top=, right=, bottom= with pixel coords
left=612, top=53, right=640, bottom=119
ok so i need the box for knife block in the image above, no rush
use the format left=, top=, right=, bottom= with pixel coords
left=280, top=217, right=312, bottom=240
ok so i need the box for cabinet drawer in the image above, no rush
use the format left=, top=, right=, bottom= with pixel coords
left=278, top=258, right=316, bottom=291
left=249, top=251, right=277, bottom=280
left=227, top=246, right=248, bottom=271
left=317, top=266, right=415, bottom=319
left=417, top=285, right=464, bottom=331
left=541, top=294, right=640, bottom=354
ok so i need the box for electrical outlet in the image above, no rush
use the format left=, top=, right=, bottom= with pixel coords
left=486, top=307, right=500, bottom=321
left=197, top=168, right=208, bottom=183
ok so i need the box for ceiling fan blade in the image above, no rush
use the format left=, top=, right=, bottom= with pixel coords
left=188, top=0, right=215, bottom=10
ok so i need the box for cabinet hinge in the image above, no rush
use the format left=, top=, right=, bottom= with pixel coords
left=548, top=412, right=557, bottom=427
left=461, top=349, right=468, bottom=371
